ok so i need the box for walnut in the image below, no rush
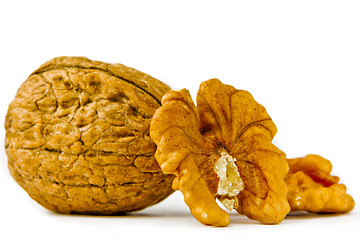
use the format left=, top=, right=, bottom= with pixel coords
left=286, top=154, right=355, bottom=213
left=150, top=78, right=290, bottom=227
left=5, top=56, right=175, bottom=214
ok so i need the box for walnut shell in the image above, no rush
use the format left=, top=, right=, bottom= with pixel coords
left=5, top=56, right=175, bottom=214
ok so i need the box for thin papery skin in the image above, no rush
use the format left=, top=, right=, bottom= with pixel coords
left=150, top=78, right=290, bottom=226
left=286, top=154, right=355, bottom=213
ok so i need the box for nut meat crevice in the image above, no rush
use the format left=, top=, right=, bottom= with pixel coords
left=214, top=148, right=244, bottom=211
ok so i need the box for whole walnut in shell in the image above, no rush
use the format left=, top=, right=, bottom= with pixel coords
left=5, top=57, right=175, bottom=214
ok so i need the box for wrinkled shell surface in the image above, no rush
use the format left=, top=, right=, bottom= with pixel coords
left=150, top=79, right=290, bottom=227
left=286, top=154, right=355, bottom=213
left=5, top=56, right=175, bottom=214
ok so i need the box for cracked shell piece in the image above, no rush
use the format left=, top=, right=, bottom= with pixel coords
left=5, top=56, right=175, bottom=214
left=150, top=78, right=290, bottom=227
left=286, top=154, right=355, bottom=213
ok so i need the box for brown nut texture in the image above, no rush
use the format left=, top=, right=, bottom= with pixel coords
left=286, top=154, right=355, bottom=213
left=150, top=78, right=290, bottom=227
left=5, top=56, right=175, bottom=214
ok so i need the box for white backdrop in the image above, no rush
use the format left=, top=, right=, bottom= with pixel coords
left=0, top=1, right=359, bottom=239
